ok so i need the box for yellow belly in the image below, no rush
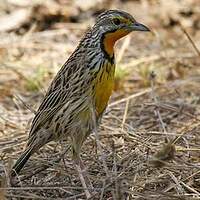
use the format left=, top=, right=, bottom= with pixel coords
left=94, top=62, right=115, bottom=116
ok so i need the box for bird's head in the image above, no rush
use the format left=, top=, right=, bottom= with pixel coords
left=93, top=10, right=150, bottom=57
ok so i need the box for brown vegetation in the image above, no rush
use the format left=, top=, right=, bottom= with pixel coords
left=1, top=0, right=200, bottom=199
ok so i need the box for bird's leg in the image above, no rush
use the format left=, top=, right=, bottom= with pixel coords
left=73, top=151, right=93, bottom=199
left=74, top=155, right=93, bottom=188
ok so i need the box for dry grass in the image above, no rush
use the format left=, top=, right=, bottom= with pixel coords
left=1, top=0, right=200, bottom=199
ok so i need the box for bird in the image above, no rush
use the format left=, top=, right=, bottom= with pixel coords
left=11, top=9, right=150, bottom=179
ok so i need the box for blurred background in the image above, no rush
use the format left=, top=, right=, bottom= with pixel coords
left=0, top=0, right=200, bottom=99
left=1, top=0, right=200, bottom=199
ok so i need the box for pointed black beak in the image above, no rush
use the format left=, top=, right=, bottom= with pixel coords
left=131, top=22, right=150, bottom=32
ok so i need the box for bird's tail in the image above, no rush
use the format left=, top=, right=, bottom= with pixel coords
left=11, top=147, right=33, bottom=177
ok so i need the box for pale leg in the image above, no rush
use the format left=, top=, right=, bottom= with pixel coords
left=73, top=155, right=94, bottom=199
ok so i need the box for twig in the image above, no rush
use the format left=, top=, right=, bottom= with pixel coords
left=14, top=95, right=36, bottom=115
left=116, top=35, right=131, bottom=63
left=100, top=180, right=106, bottom=200
left=120, top=54, right=161, bottom=70
left=90, top=103, right=118, bottom=199
left=121, top=99, right=130, bottom=130
left=150, top=71, right=167, bottom=135
left=180, top=181, right=200, bottom=196
left=90, top=104, right=110, bottom=178
left=172, top=118, right=200, bottom=144
left=111, top=141, right=118, bottom=200
left=168, top=171, right=185, bottom=195
left=179, top=21, right=200, bottom=56
left=108, top=88, right=151, bottom=108
left=6, top=186, right=99, bottom=190
left=12, top=146, right=70, bottom=184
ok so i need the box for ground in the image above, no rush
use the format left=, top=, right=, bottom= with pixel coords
left=0, top=0, right=200, bottom=199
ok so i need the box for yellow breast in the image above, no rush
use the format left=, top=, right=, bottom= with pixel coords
left=94, top=62, right=115, bottom=116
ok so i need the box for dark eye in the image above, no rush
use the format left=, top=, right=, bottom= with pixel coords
left=113, top=18, right=121, bottom=25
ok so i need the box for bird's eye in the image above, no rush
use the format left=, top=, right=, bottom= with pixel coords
left=113, top=18, right=121, bottom=25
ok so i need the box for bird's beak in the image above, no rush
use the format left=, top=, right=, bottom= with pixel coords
left=130, top=22, right=150, bottom=32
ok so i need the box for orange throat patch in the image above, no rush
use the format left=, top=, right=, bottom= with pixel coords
left=103, top=29, right=129, bottom=57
